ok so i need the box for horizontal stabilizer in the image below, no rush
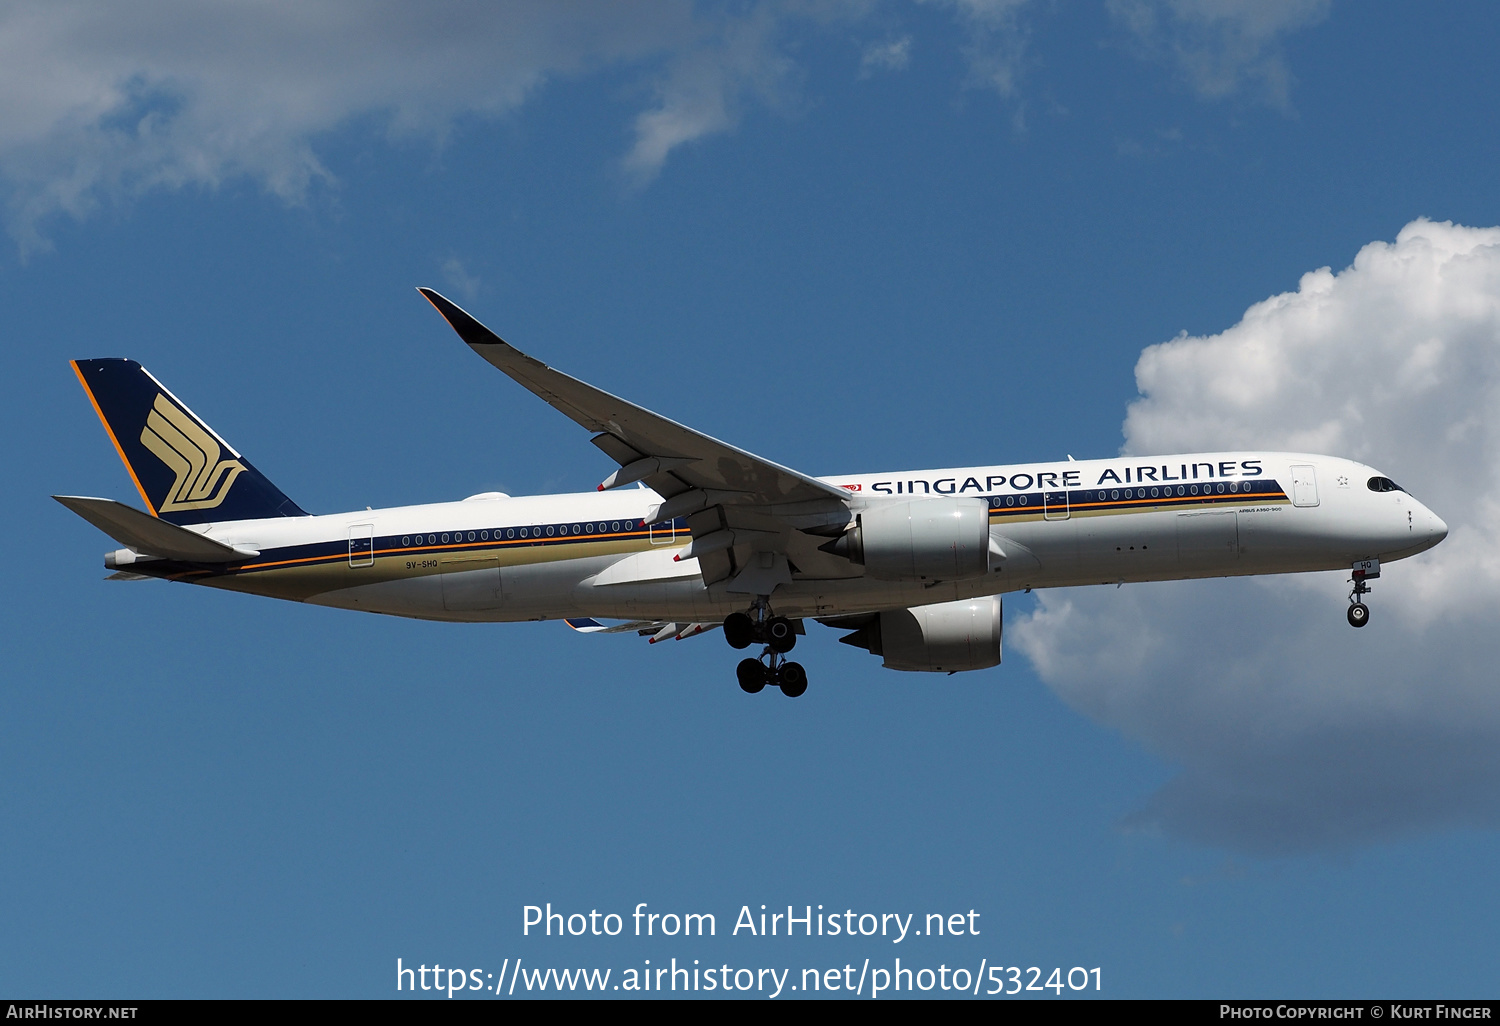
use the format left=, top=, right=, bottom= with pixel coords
left=54, top=496, right=251, bottom=562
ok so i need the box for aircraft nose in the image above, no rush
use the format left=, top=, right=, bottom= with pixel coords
left=1412, top=502, right=1448, bottom=550
left=1426, top=508, right=1449, bottom=545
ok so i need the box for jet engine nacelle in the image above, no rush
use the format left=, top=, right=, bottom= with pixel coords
left=827, top=497, right=992, bottom=581
left=840, top=595, right=1003, bottom=673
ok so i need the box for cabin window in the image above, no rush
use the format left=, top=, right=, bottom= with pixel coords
left=1189, top=485, right=1198, bottom=495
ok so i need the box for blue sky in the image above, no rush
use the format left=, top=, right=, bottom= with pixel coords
left=4, top=0, right=1500, bottom=998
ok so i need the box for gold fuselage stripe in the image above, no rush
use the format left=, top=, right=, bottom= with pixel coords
left=236, top=529, right=656, bottom=573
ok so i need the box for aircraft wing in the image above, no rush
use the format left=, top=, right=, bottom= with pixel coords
left=420, top=289, right=855, bottom=589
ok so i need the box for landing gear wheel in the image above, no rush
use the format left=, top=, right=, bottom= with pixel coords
left=1347, top=564, right=1375, bottom=629
left=724, top=612, right=755, bottom=650
left=765, top=616, right=797, bottom=653
left=779, top=661, right=808, bottom=698
left=737, top=658, right=767, bottom=693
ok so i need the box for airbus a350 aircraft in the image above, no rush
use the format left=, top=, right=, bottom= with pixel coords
left=57, top=290, right=1448, bottom=697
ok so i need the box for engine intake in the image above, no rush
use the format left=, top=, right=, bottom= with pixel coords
left=839, top=596, right=1003, bottom=673
left=822, top=497, right=992, bottom=581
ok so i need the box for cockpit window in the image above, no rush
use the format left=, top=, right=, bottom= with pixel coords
left=1367, top=476, right=1404, bottom=493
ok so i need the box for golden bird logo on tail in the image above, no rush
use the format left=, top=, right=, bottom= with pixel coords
left=139, top=394, right=245, bottom=512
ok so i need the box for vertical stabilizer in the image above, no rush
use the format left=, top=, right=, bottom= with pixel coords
left=71, top=359, right=307, bottom=525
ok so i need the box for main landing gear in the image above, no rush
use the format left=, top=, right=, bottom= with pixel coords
left=1347, top=558, right=1379, bottom=628
left=724, top=604, right=807, bottom=697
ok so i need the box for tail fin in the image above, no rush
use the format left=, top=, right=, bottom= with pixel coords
left=71, top=359, right=307, bottom=524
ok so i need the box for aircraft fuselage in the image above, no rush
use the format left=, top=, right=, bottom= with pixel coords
left=113, top=450, right=1446, bottom=623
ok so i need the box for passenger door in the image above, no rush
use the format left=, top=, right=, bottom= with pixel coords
left=1043, top=488, right=1070, bottom=521
left=1290, top=465, right=1319, bottom=507
left=348, top=524, right=374, bottom=568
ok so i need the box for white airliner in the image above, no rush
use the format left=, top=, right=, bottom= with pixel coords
left=57, top=289, right=1448, bottom=697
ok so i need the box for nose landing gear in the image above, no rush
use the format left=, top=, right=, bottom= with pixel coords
left=1347, top=558, right=1379, bottom=628
left=726, top=601, right=807, bottom=696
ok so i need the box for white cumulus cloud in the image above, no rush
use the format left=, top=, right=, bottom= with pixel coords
left=1011, top=220, right=1500, bottom=853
